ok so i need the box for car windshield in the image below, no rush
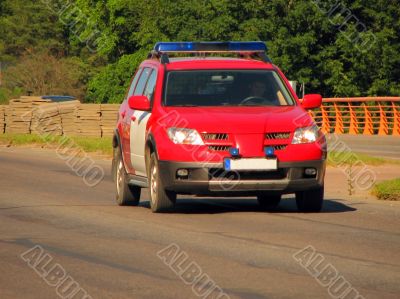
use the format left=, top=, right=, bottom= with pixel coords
left=164, top=70, right=295, bottom=107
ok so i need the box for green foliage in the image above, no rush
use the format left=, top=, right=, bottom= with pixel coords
left=0, top=0, right=399, bottom=102
left=0, top=0, right=66, bottom=63
left=86, top=50, right=147, bottom=103
left=0, top=87, right=23, bottom=104
left=0, top=88, right=8, bottom=105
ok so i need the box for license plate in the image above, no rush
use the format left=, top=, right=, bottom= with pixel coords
left=224, top=158, right=277, bottom=171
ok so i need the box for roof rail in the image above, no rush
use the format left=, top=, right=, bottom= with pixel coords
left=149, top=42, right=272, bottom=64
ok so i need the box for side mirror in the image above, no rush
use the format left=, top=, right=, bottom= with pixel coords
left=301, top=94, right=322, bottom=109
left=128, top=95, right=151, bottom=111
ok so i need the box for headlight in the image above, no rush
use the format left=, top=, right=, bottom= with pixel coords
left=167, top=128, right=204, bottom=145
left=292, top=126, right=319, bottom=144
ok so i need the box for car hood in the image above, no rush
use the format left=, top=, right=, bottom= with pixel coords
left=161, top=106, right=313, bottom=134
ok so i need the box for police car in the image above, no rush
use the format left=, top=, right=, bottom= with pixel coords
left=112, top=42, right=326, bottom=213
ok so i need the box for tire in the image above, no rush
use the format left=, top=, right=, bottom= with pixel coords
left=295, top=186, right=324, bottom=212
left=149, top=153, right=176, bottom=213
left=114, top=148, right=141, bottom=206
left=257, top=194, right=281, bottom=211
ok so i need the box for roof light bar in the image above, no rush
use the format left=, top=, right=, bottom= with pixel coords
left=154, top=42, right=267, bottom=53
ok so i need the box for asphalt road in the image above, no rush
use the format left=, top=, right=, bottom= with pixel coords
left=0, top=147, right=399, bottom=299
left=328, top=134, right=400, bottom=159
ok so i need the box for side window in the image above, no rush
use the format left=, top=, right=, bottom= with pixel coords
left=127, top=68, right=143, bottom=99
left=134, top=68, right=152, bottom=96
left=143, top=70, right=157, bottom=101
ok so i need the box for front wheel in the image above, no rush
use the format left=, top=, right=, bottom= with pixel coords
left=114, top=148, right=141, bottom=206
left=149, top=153, right=176, bottom=213
left=295, top=186, right=324, bottom=212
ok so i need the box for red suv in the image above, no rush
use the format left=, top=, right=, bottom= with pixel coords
left=112, top=42, right=326, bottom=213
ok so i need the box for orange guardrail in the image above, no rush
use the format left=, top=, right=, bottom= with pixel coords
left=309, top=97, right=400, bottom=136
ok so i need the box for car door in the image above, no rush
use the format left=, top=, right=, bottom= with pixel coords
left=130, top=68, right=157, bottom=177
left=121, top=68, right=143, bottom=172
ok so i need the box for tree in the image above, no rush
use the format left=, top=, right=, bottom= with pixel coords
left=4, top=51, right=90, bottom=100
left=0, top=0, right=67, bottom=64
left=86, top=50, right=147, bottom=103
left=1, top=0, right=399, bottom=102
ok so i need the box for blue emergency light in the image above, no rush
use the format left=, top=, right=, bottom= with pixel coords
left=154, top=42, right=267, bottom=53
left=264, top=147, right=275, bottom=157
left=229, top=147, right=240, bottom=157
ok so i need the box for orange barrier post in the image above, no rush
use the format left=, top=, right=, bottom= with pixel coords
left=378, top=102, right=389, bottom=135
left=320, top=105, right=330, bottom=134
left=362, top=103, right=374, bottom=135
left=316, top=97, right=400, bottom=136
left=348, top=102, right=359, bottom=134
left=393, top=102, right=400, bottom=136
left=333, top=102, right=344, bottom=134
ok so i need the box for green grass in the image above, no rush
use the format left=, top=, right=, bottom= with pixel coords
left=69, top=136, right=113, bottom=156
left=372, top=178, right=400, bottom=201
left=327, top=151, right=398, bottom=166
left=0, top=133, right=113, bottom=157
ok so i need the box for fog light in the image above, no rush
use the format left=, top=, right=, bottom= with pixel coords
left=305, top=168, right=317, bottom=176
left=177, top=169, right=189, bottom=177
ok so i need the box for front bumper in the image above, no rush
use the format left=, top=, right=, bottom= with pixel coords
left=158, top=159, right=326, bottom=196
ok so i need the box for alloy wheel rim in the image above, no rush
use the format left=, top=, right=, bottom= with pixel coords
left=150, top=163, right=157, bottom=204
left=117, top=160, right=123, bottom=196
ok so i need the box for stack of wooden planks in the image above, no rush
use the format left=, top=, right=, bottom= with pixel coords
left=31, top=102, right=63, bottom=136
left=6, top=97, right=51, bottom=134
left=75, top=104, right=101, bottom=137
left=0, top=105, right=5, bottom=134
left=100, top=104, right=119, bottom=137
left=4, top=105, right=11, bottom=133
left=0, top=97, right=122, bottom=137
left=59, top=100, right=80, bottom=136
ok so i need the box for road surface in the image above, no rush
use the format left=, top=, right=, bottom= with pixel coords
left=329, top=134, right=400, bottom=159
left=0, top=147, right=399, bottom=299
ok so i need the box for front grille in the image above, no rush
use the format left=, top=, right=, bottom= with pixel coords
left=208, top=145, right=230, bottom=152
left=272, top=145, right=288, bottom=151
left=265, top=132, right=290, bottom=151
left=265, top=132, right=291, bottom=140
left=202, top=133, right=229, bottom=140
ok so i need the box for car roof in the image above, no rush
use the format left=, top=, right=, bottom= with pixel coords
left=143, top=57, right=275, bottom=70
